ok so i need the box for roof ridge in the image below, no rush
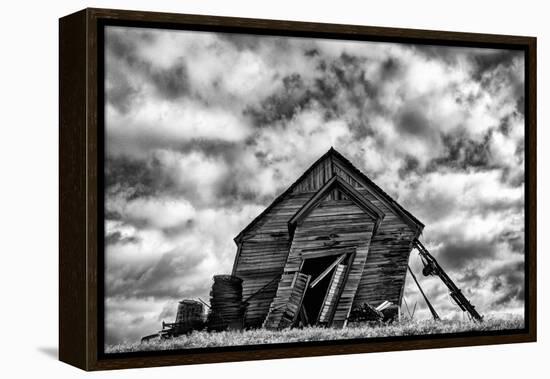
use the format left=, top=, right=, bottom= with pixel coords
left=234, top=147, right=423, bottom=244
left=287, top=174, right=385, bottom=241
left=233, top=149, right=334, bottom=243
left=327, top=148, right=424, bottom=229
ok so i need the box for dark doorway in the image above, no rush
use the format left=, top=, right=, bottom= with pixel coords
left=300, top=254, right=345, bottom=325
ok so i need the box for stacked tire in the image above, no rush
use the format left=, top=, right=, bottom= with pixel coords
left=207, top=275, right=246, bottom=331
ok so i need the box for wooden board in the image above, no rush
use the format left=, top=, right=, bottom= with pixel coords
left=269, top=196, right=375, bottom=328
left=318, top=264, right=346, bottom=323
left=233, top=192, right=312, bottom=327
left=233, top=151, right=421, bottom=328
left=263, top=273, right=311, bottom=329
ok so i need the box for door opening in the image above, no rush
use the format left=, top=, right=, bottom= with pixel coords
left=300, top=253, right=351, bottom=325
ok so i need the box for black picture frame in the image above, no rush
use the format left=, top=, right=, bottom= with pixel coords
left=59, top=7, right=537, bottom=371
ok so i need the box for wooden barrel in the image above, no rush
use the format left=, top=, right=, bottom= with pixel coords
left=174, top=300, right=204, bottom=334
left=207, top=275, right=246, bottom=331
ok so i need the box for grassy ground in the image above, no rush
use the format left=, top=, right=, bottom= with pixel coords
left=106, top=315, right=524, bottom=353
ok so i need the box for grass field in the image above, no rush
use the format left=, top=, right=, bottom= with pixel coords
left=106, top=315, right=523, bottom=353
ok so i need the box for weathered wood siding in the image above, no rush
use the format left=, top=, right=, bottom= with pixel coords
left=233, top=152, right=421, bottom=327
left=234, top=192, right=312, bottom=327
left=318, top=264, right=346, bottom=323
left=263, top=272, right=311, bottom=329
left=331, top=157, right=419, bottom=308
left=292, top=157, right=333, bottom=194
left=267, top=197, right=375, bottom=327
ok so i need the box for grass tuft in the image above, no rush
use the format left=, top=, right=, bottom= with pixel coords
left=105, top=315, right=524, bottom=353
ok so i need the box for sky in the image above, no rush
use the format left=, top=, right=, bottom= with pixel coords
left=104, top=26, right=525, bottom=345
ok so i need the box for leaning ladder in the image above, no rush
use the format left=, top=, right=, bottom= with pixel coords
left=412, top=239, right=483, bottom=322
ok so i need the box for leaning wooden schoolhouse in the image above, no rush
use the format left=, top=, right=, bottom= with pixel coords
left=232, top=148, right=425, bottom=329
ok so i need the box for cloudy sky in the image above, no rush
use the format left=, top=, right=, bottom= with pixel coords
left=104, top=26, right=525, bottom=345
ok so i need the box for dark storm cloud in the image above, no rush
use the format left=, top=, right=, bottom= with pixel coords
left=106, top=148, right=266, bottom=209
left=165, top=142, right=272, bottom=206
left=396, top=103, right=435, bottom=140
left=489, top=261, right=524, bottom=281
left=412, top=45, right=462, bottom=65
left=516, top=96, right=525, bottom=116
left=252, top=54, right=373, bottom=127
left=478, top=198, right=524, bottom=220
left=105, top=209, right=122, bottom=221
left=498, top=230, right=525, bottom=255
left=218, top=33, right=263, bottom=50
left=217, top=172, right=268, bottom=205
left=106, top=29, right=144, bottom=66
left=106, top=249, right=208, bottom=299
left=106, top=72, right=140, bottom=114
left=493, top=287, right=524, bottom=307
left=328, top=53, right=377, bottom=97
left=489, top=261, right=525, bottom=306
left=497, top=114, right=514, bottom=136
left=130, top=315, right=145, bottom=326
left=471, top=50, right=520, bottom=81
left=149, top=58, right=190, bottom=99
left=134, top=251, right=204, bottom=298
left=105, top=30, right=153, bottom=110
left=245, top=52, right=386, bottom=142
left=398, top=155, right=421, bottom=179
left=459, top=268, right=482, bottom=288
left=106, top=231, right=140, bottom=246
left=403, top=189, right=457, bottom=223
left=472, top=49, right=525, bottom=118
left=106, top=29, right=191, bottom=110
left=105, top=32, right=143, bottom=113
left=105, top=155, right=174, bottom=200
left=380, top=57, right=403, bottom=81
left=244, top=73, right=311, bottom=126
left=430, top=132, right=492, bottom=171
left=436, top=237, right=497, bottom=270
left=219, top=33, right=304, bottom=57
left=415, top=46, right=524, bottom=117
left=504, top=169, right=525, bottom=189
left=174, top=139, right=242, bottom=159
left=454, top=87, right=484, bottom=108
left=317, top=53, right=382, bottom=115
left=160, top=219, right=196, bottom=238
left=305, top=48, right=319, bottom=57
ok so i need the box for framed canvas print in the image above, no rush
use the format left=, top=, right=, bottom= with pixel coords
left=59, top=8, right=537, bottom=371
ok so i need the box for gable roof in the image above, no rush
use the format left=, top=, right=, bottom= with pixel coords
left=329, top=148, right=424, bottom=232
left=287, top=175, right=385, bottom=240
left=234, top=147, right=424, bottom=244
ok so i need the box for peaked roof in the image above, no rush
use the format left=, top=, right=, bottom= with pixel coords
left=234, top=147, right=424, bottom=243
left=329, top=148, right=424, bottom=230
left=287, top=175, right=385, bottom=240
